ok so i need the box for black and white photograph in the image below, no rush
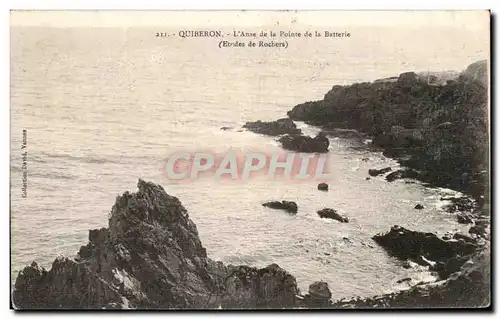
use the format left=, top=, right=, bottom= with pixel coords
left=9, top=10, right=491, bottom=310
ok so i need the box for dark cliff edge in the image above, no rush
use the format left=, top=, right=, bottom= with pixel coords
left=12, top=180, right=490, bottom=309
left=288, top=60, right=489, bottom=201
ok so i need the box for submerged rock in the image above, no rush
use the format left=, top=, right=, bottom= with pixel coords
left=414, top=204, right=425, bottom=210
left=278, top=132, right=329, bottom=153
left=13, top=180, right=299, bottom=309
left=317, top=208, right=349, bottom=223
left=262, top=201, right=298, bottom=215
left=368, top=167, right=392, bottom=177
left=317, top=183, right=329, bottom=191
left=243, top=118, right=301, bottom=136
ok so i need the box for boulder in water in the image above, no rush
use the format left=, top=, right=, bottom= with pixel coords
left=262, top=201, right=298, bottom=215
left=278, top=132, right=329, bottom=153
left=317, top=208, right=349, bottom=223
left=317, top=183, right=329, bottom=191
left=368, top=167, right=392, bottom=177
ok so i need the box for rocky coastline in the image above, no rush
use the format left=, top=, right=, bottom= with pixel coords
left=13, top=179, right=490, bottom=309
left=284, top=60, right=490, bottom=308
left=13, top=61, right=490, bottom=309
left=262, top=60, right=489, bottom=308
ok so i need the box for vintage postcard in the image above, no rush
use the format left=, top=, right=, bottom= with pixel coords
left=10, top=10, right=490, bottom=309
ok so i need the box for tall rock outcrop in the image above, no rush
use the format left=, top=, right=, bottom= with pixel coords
left=13, top=180, right=299, bottom=309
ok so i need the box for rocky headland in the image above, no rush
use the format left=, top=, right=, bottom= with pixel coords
left=287, top=60, right=489, bottom=200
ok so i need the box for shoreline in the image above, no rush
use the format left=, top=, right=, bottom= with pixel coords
left=11, top=178, right=489, bottom=309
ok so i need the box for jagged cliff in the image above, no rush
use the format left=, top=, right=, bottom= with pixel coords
left=13, top=180, right=299, bottom=309
left=288, top=60, right=489, bottom=199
